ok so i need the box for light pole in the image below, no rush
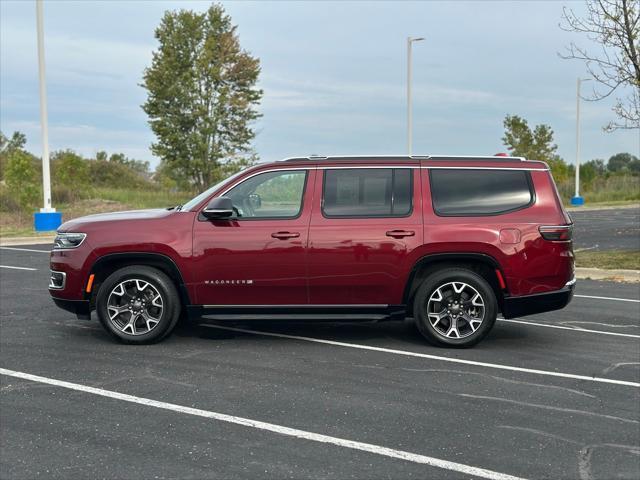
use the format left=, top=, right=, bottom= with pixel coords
left=407, top=36, right=424, bottom=155
left=571, top=77, right=590, bottom=206
left=34, top=0, right=61, bottom=231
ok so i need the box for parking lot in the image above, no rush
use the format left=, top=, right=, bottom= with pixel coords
left=1, top=244, right=639, bottom=479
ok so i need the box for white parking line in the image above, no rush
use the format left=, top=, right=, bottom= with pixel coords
left=201, top=325, right=640, bottom=388
left=574, top=294, right=640, bottom=303
left=0, top=265, right=37, bottom=271
left=497, top=318, right=640, bottom=339
left=0, top=367, right=526, bottom=480
left=0, top=247, right=50, bottom=253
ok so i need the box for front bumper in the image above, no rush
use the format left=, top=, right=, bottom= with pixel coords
left=501, top=278, right=575, bottom=319
left=52, top=297, right=92, bottom=320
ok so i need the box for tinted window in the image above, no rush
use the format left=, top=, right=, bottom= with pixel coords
left=323, top=169, right=412, bottom=217
left=225, top=170, right=307, bottom=219
left=430, top=169, right=533, bottom=216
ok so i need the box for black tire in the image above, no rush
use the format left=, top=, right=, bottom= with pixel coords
left=413, top=268, right=497, bottom=348
left=95, top=266, right=181, bottom=344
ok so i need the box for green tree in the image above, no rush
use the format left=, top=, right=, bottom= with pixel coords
left=5, top=149, right=40, bottom=210
left=581, top=159, right=607, bottom=184
left=608, top=152, right=640, bottom=172
left=50, top=150, right=91, bottom=203
left=502, top=115, right=571, bottom=181
left=142, top=3, right=262, bottom=191
left=108, top=152, right=150, bottom=177
left=0, top=131, right=27, bottom=180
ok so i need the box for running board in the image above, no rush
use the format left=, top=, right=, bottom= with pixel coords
left=186, top=304, right=407, bottom=322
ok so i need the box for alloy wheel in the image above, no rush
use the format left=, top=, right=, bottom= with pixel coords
left=426, top=281, right=485, bottom=339
left=106, top=279, right=164, bottom=335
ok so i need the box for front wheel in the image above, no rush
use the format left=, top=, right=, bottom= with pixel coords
left=96, top=266, right=181, bottom=344
left=413, top=268, right=497, bottom=348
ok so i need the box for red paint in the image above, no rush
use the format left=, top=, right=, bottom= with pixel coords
left=50, top=156, right=574, bottom=317
left=495, top=269, right=506, bottom=290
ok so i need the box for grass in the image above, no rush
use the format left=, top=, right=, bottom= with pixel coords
left=557, top=175, right=640, bottom=205
left=575, top=250, right=640, bottom=270
left=0, top=188, right=194, bottom=238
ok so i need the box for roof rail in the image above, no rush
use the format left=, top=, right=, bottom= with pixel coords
left=423, top=155, right=527, bottom=162
left=280, top=154, right=528, bottom=162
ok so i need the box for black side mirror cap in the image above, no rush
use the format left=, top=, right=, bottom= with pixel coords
left=202, top=196, right=234, bottom=219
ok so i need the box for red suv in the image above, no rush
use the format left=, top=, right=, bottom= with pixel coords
left=49, top=155, right=575, bottom=347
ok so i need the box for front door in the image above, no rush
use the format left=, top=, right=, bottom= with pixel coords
left=193, top=168, right=314, bottom=306
left=307, top=166, right=423, bottom=305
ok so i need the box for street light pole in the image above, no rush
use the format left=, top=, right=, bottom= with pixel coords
left=34, top=0, right=61, bottom=231
left=571, top=77, right=590, bottom=207
left=407, top=36, right=423, bottom=155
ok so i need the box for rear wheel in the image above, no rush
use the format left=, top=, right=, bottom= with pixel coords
left=413, top=268, right=497, bottom=347
left=96, top=266, right=181, bottom=344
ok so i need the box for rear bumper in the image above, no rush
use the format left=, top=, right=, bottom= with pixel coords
left=52, top=297, right=92, bottom=320
left=501, top=278, right=575, bottom=319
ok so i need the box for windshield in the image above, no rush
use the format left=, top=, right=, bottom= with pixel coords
left=182, top=168, right=249, bottom=211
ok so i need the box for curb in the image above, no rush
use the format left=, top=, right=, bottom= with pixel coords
left=567, top=203, right=639, bottom=212
left=575, top=267, right=640, bottom=283
left=0, top=236, right=55, bottom=247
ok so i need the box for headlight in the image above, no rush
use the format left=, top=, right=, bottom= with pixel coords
left=54, top=232, right=87, bottom=249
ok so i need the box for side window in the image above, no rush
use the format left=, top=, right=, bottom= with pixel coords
left=225, top=170, right=307, bottom=219
left=322, top=168, right=412, bottom=217
left=430, top=169, right=533, bottom=216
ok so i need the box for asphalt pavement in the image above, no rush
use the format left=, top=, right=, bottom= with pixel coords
left=570, top=207, right=640, bottom=251
left=0, top=245, right=639, bottom=480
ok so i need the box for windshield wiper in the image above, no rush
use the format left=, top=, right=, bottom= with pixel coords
left=167, top=205, right=183, bottom=211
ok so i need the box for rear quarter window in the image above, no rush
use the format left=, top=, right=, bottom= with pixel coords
left=429, top=169, right=534, bottom=216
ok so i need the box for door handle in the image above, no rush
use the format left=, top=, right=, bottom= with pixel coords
left=385, top=230, right=415, bottom=239
left=271, top=231, right=300, bottom=239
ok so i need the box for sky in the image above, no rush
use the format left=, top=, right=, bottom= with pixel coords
left=1, top=0, right=639, bottom=170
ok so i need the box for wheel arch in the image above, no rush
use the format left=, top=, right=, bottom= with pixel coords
left=88, top=252, right=191, bottom=307
left=403, top=253, right=506, bottom=313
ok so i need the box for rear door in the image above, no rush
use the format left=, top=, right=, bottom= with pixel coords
left=307, top=165, right=423, bottom=305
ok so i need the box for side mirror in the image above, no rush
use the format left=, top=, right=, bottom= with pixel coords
left=202, top=196, right=234, bottom=219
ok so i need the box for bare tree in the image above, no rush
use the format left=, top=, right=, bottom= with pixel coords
left=560, top=0, right=640, bottom=130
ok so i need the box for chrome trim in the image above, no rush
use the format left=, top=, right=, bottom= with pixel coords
left=212, top=165, right=549, bottom=206
left=422, top=166, right=547, bottom=171
left=49, top=270, right=66, bottom=290
left=565, top=277, right=577, bottom=287
left=202, top=304, right=389, bottom=308
left=539, top=225, right=573, bottom=230
left=203, top=208, right=233, bottom=214
left=219, top=168, right=312, bottom=196
left=281, top=154, right=528, bottom=161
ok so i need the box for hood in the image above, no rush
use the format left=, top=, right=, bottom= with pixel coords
left=58, top=209, right=174, bottom=232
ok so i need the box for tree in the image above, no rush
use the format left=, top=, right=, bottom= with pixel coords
left=52, top=150, right=90, bottom=188
left=560, top=0, right=640, bottom=130
left=5, top=149, right=40, bottom=210
left=502, top=115, right=571, bottom=181
left=0, top=131, right=27, bottom=180
left=142, top=3, right=262, bottom=190
left=607, top=152, right=640, bottom=172
left=581, top=158, right=607, bottom=183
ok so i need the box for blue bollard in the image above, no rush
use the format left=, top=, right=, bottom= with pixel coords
left=34, top=211, right=63, bottom=231
left=570, top=196, right=585, bottom=206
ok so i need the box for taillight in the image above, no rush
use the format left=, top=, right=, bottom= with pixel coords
left=539, top=225, right=572, bottom=241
